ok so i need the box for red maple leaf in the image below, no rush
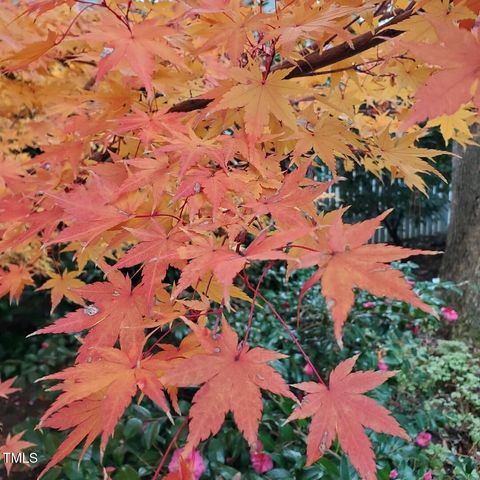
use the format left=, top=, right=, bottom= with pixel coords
left=37, top=345, right=171, bottom=478
left=295, top=210, right=438, bottom=344
left=113, top=222, right=187, bottom=307
left=288, top=355, right=409, bottom=479
left=172, top=228, right=307, bottom=306
left=402, top=19, right=480, bottom=128
left=86, top=16, right=187, bottom=98
left=163, top=319, right=296, bottom=451
left=0, top=376, right=20, bottom=399
left=31, top=271, right=150, bottom=362
left=0, top=432, right=36, bottom=476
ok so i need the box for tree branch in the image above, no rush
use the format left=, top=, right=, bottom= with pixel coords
left=168, top=98, right=213, bottom=113
left=279, top=7, right=415, bottom=79
left=167, top=6, right=415, bottom=113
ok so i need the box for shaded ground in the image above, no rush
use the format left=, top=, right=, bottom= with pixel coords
left=0, top=386, right=49, bottom=479
left=404, top=234, right=445, bottom=280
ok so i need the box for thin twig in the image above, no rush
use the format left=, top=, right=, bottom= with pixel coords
left=241, top=273, right=326, bottom=386
left=243, top=262, right=273, bottom=344
left=151, top=419, right=189, bottom=480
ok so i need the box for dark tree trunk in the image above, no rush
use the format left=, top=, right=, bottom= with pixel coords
left=440, top=123, right=480, bottom=338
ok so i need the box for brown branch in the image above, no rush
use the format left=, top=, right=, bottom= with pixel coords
left=167, top=6, right=415, bottom=114
left=167, top=98, right=213, bottom=113
left=278, top=6, right=415, bottom=78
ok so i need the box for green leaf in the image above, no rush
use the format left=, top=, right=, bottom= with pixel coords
left=124, top=418, right=143, bottom=439
left=114, top=465, right=142, bottom=480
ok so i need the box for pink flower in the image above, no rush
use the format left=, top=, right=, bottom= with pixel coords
left=423, top=471, right=433, bottom=480
left=168, top=448, right=205, bottom=480
left=303, top=363, right=315, bottom=376
left=251, top=451, right=273, bottom=474
left=377, top=360, right=389, bottom=372
left=250, top=441, right=273, bottom=474
left=389, top=469, right=399, bottom=479
left=41, top=341, right=49, bottom=349
left=416, top=431, right=432, bottom=448
left=441, top=307, right=458, bottom=322
left=363, top=301, right=375, bottom=309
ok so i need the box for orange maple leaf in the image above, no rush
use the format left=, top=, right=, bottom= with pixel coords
left=244, top=163, right=332, bottom=229
left=269, top=4, right=357, bottom=53
left=156, top=125, right=226, bottom=177
left=37, top=345, right=171, bottom=478
left=32, top=271, right=149, bottom=362
left=172, top=228, right=307, bottom=306
left=46, top=181, right=131, bottom=247
left=164, top=319, right=296, bottom=451
left=86, top=17, right=186, bottom=98
left=0, top=376, right=20, bottom=399
left=3, top=29, right=57, bottom=70
left=296, top=210, right=438, bottom=344
left=288, top=355, right=409, bottom=479
left=113, top=223, right=187, bottom=308
left=163, top=458, right=195, bottom=480
left=402, top=19, right=480, bottom=128
left=112, top=108, right=186, bottom=146
left=0, top=265, right=34, bottom=304
left=0, top=156, right=27, bottom=193
left=23, top=0, right=75, bottom=16
left=0, top=431, right=36, bottom=476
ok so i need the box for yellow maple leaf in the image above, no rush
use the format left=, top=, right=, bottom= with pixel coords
left=212, top=68, right=305, bottom=137
left=426, top=109, right=478, bottom=145
left=37, top=270, right=86, bottom=312
left=368, top=129, right=446, bottom=193
left=290, top=114, right=362, bottom=173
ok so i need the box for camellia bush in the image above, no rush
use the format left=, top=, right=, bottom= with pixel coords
left=0, top=0, right=479, bottom=479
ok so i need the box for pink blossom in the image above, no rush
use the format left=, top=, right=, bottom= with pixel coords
left=251, top=451, right=273, bottom=474
left=440, top=307, right=458, bottom=322
left=389, top=469, right=399, bottom=479
left=250, top=440, right=273, bottom=474
left=41, top=341, right=49, bottom=349
left=168, top=448, right=205, bottom=480
left=377, top=360, right=389, bottom=372
left=303, top=363, right=315, bottom=376
left=363, top=301, right=376, bottom=309
left=416, top=431, right=432, bottom=448
left=423, top=471, right=433, bottom=480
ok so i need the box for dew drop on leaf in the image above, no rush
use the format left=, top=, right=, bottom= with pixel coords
left=83, top=304, right=99, bottom=316
left=100, top=47, right=114, bottom=58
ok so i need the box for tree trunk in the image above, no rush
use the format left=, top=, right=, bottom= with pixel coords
left=440, top=123, right=480, bottom=338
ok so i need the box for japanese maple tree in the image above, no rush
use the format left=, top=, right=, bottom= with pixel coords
left=0, top=0, right=479, bottom=478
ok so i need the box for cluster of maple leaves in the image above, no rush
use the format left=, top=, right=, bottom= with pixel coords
left=0, top=0, right=479, bottom=478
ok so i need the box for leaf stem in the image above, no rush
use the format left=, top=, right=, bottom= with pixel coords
left=243, top=261, right=273, bottom=344
left=151, top=418, right=188, bottom=480
left=241, top=273, right=326, bottom=386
